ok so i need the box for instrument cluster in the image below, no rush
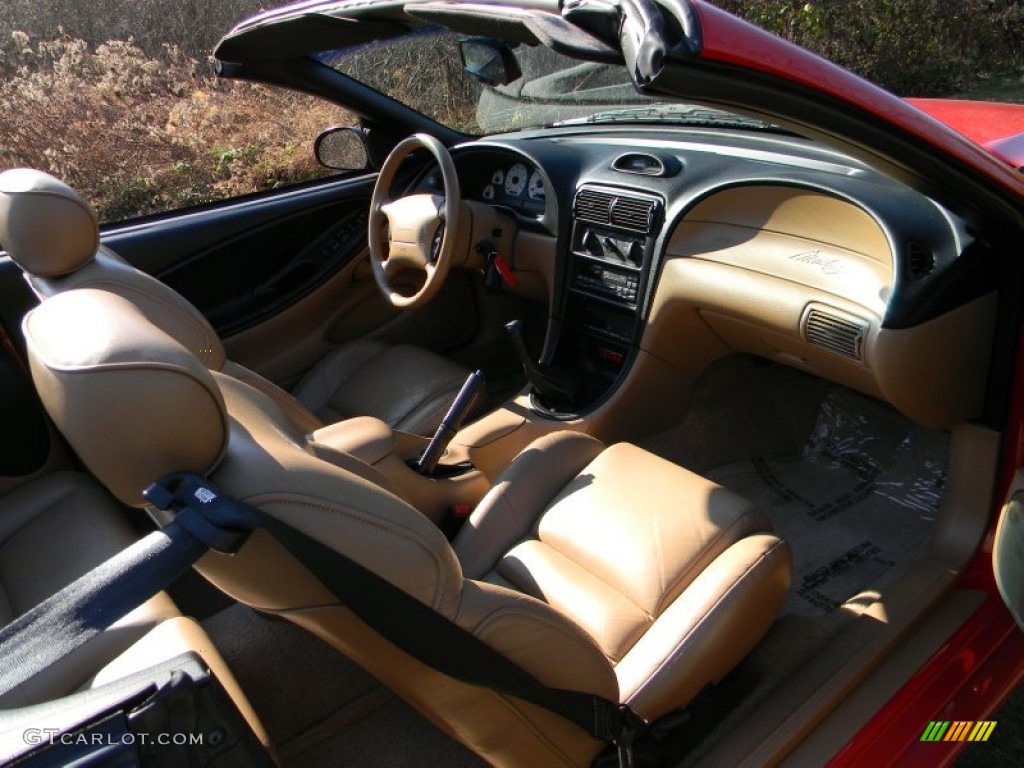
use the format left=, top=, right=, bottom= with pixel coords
left=476, top=160, right=546, bottom=217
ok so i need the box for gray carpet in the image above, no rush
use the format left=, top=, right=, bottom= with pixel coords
left=706, top=388, right=948, bottom=615
left=641, top=356, right=949, bottom=617
left=203, top=604, right=484, bottom=767
left=641, top=356, right=950, bottom=762
left=641, top=356, right=829, bottom=473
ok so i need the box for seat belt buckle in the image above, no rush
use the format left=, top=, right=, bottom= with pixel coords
left=612, top=704, right=646, bottom=768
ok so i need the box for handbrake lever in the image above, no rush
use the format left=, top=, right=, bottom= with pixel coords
left=416, top=370, right=485, bottom=476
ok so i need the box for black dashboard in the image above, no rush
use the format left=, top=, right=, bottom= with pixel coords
left=416, top=125, right=994, bottom=426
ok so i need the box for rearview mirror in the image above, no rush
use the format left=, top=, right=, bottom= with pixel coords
left=459, top=38, right=521, bottom=86
left=314, top=126, right=370, bottom=171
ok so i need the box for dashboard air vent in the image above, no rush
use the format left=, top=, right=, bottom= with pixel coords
left=574, top=188, right=613, bottom=226
left=611, top=196, right=656, bottom=232
left=574, top=187, right=657, bottom=234
left=905, top=241, right=935, bottom=281
left=804, top=307, right=867, bottom=361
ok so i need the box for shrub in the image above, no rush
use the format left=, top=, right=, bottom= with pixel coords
left=0, top=0, right=268, bottom=62
left=711, top=0, right=1024, bottom=95
left=0, top=34, right=345, bottom=221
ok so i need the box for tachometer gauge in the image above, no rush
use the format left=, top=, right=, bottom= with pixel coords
left=491, top=169, right=504, bottom=185
left=527, top=170, right=545, bottom=201
left=504, top=163, right=528, bottom=197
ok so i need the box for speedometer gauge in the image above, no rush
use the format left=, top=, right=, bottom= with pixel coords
left=504, top=163, right=528, bottom=197
left=527, top=170, right=545, bottom=201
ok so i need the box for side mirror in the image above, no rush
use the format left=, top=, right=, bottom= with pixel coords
left=459, top=38, right=521, bottom=87
left=314, top=126, right=371, bottom=171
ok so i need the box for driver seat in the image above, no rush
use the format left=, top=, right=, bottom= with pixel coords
left=0, top=168, right=472, bottom=436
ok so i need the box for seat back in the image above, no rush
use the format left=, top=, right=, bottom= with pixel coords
left=22, top=288, right=618, bottom=767
left=0, top=168, right=225, bottom=370
left=0, top=168, right=326, bottom=432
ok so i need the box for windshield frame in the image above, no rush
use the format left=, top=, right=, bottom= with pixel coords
left=311, top=24, right=777, bottom=137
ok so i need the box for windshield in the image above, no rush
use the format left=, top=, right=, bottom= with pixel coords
left=316, top=26, right=754, bottom=135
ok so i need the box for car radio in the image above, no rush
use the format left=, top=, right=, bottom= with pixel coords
left=573, top=261, right=639, bottom=305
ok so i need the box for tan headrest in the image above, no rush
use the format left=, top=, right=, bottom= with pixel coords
left=0, top=169, right=99, bottom=278
left=23, top=289, right=228, bottom=506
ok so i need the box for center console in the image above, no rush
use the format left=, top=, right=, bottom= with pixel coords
left=533, top=184, right=663, bottom=417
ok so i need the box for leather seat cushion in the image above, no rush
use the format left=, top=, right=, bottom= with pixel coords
left=484, top=442, right=772, bottom=661
left=292, top=339, right=472, bottom=435
left=0, top=472, right=178, bottom=706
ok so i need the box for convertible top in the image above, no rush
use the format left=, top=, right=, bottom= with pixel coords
left=215, top=0, right=701, bottom=87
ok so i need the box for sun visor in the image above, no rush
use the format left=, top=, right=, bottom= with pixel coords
left=215, top=13, right=409, bottom=65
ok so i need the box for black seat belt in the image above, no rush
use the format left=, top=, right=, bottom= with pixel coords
left=0, top=501, right=244, bottom=699
left=0, top=472, right=645, bottom=766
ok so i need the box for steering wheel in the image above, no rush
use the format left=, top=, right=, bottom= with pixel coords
left=368, top=133, right=462, bottom=309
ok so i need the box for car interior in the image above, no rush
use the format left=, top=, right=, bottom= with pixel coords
left=0, top=1, right=1022, bottom=766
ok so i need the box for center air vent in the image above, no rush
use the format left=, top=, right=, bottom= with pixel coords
left=574, top=187, right=658, bottom=234
left=803, top=306, right=867, bottom=361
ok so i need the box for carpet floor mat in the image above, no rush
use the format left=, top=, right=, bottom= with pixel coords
left=706, top=387, right=949, bottom=615
left=202, top=604, right=483, bottom=767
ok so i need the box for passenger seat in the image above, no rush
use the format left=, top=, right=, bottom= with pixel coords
left=0, top=470, right=268, bottom=747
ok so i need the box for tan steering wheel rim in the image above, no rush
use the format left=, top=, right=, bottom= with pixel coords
left=368, top=133, right=461, bottom=309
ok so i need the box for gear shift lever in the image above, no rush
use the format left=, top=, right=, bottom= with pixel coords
left=504, top=320, right=577, bottom=407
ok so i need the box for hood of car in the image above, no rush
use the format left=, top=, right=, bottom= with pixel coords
left=905, top=99, right=1024, bottom=170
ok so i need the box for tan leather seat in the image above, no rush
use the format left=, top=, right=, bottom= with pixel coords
left=23, top=288, right=791, bottom=767
left=291, top=338, right=472, bottom=434
left=0, top=471, right=177, bottom=707
left=0, top=470, right=268, bottom=749
left=0, top=167, right=472, bottom=436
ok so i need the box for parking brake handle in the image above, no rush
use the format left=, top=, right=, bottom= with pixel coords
left=416, top=370, right=486, bottom=476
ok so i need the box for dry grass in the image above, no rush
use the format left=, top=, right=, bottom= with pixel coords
left=3, top=4, right=1021, bottom=222
left=0, top=34, right=345, bottom=221
left=711, top=0, right=1024, bottom=96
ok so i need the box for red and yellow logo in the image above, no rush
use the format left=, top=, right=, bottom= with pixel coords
left=920, top=721, right=997, bottom=742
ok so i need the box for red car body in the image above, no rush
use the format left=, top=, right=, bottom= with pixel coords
left=687, top=2, right=1024, bottom=764
left=697, top=2, right=1024, bottom=183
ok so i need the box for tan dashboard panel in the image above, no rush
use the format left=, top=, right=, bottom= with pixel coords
left=872, top=292, right=997, bottom=430
left=646, top=253, right=996, bottom=430
left=644, top=257, right=883, bottom=398
left=668, top=186, right=893, bottom=314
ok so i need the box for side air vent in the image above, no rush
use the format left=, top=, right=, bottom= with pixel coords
left=574, top=187, right=658, bottom=234
left=905, top=241, right=936, bottom=281
left=803, top=306, right=867, bottom=361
